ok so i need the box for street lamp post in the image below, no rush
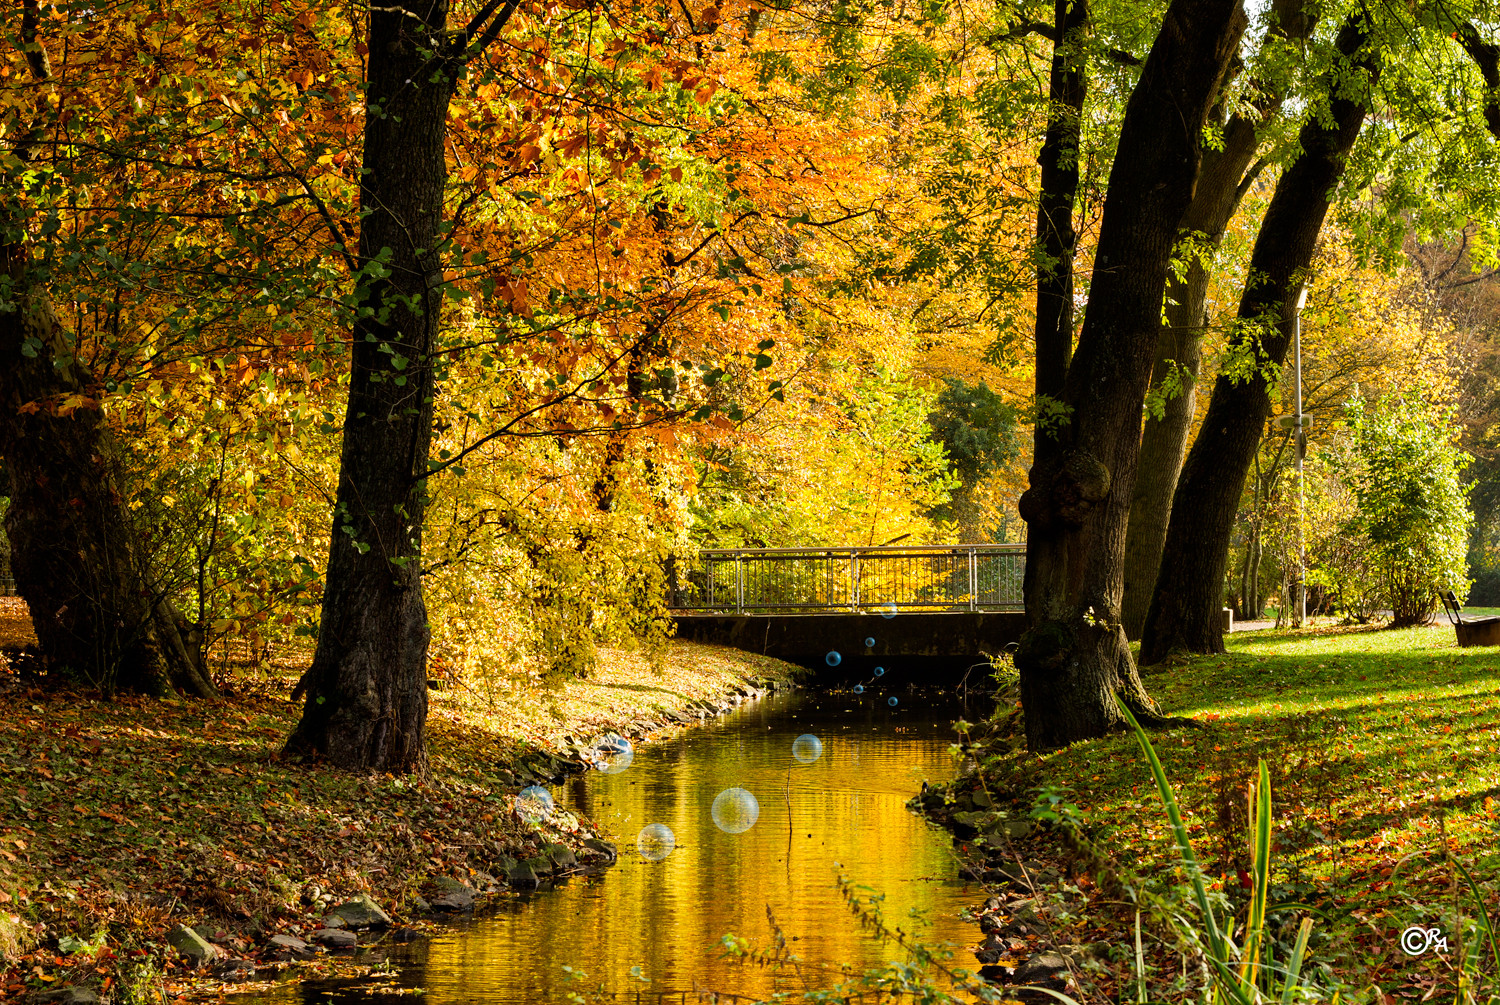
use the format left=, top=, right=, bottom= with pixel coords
left=1272, top=287, right=1312, bottom=626
left=1293, top=285, right=1309, bottom=627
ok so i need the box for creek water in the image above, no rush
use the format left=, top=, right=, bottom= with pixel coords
left=249, top=687, right=991, bottom=1003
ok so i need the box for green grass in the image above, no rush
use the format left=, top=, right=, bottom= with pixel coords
left=990, top=622, right=1500, bottom=1000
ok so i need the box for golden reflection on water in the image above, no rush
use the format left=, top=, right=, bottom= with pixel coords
left=267, top=690, right=987, bottom=1004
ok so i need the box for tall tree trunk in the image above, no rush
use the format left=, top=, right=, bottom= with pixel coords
left=1031, top=0, right=1088, bottom=426
left=1140, top=16, right=1376, bottom=664
left=1119, top=0, right=1315, bottom=639
left=1238, top=461, right=1266, bottom=619
left=1016, top=0, right=1247, bottom=750
left=0, top=4, right=214, bottom=699
left=285, top=0, right=466, bottom=772
left=1120, top=277, right=1206, bottom=638
left=1240, top=530, right=1262, bottom=618
left=0, top=274, right=217, bottom=699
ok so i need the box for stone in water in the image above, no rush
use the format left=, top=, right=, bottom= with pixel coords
left=636, top=823, right=675, bottom=862
left=864, top=637, right=875, bottom=648
left=590, top=732, right=634, bottom=774
left=791, top=734, right=822, bottom=764
left=872, top=666, right=885, bottom=677
left=516, top=785, right=554, bottom=823
left=887, top=697, right=899, bottom=707
left=712, top=787, right=760, bottom=834
left=825, top=651, right=842, bottom=666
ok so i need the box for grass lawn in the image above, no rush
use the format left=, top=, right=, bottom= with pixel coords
left=981, top=622, right=1500, bottom=1002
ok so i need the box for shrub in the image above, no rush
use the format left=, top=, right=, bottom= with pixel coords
left=1338, top=393, right=1471, bottom=626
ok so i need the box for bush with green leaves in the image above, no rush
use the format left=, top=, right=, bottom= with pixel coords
left=1298, top=452, right=1384, bottom=623
left=926, top=378, right=1020, bottom=539
left=1336, top=393, right=1471, bottom=626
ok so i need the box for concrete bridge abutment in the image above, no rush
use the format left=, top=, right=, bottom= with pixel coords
left=672, top=612, right=1028, bottom=684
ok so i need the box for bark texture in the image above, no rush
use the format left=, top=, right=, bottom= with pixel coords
left=1119, top=0, right=1315, bottom=639
left=1458, top=23, right=1500, bottom=140
left=1017, top=0, right=1247, bottom=750
left=1140, top=16, right=1376, bottom=664
left=284, top=0, right=458, bottom=772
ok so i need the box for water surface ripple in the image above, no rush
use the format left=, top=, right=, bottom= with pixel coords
left=257, top=689, right=988, bottom=1003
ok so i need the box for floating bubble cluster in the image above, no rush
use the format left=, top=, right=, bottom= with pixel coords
left=864, top=637, right=875, bottom=648
left=636, top=823, right=675, bottom=862
left=847, top=653, right=894, bottom=701
left=589, top=732, right=634, bottom=775
left=712, top=787, right=760, bottom=833
left=516, top=785, right=554, bottom=823
left=791, top=734, right=823, bottom=764
left=825, top=651, right=842, bottom=666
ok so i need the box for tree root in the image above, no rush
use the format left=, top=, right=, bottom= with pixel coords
left=1118, top=693, right=1207, bottom=731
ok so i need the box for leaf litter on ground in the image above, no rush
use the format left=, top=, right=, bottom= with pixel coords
left=0, top=598, right=799, bottom=1002
left=944, top=621, right=1500, bottom=1004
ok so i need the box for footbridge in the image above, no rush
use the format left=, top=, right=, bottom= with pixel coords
left=670, top=544, right=1029, bottom=679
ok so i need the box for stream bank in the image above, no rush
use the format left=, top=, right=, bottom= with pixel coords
left=910, top=703, right=1162, bottom=1005
left=0, top=618, right=799, bottom=1005
left=226, top=687, right=989, bottom=1005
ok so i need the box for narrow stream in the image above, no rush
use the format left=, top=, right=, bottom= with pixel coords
left=251, top=688, right=991, bottom=1003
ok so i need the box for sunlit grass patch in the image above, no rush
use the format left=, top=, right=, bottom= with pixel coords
left=989, top=622, right=1500, bottom=998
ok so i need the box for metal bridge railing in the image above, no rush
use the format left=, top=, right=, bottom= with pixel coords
left=670, top=544, right=1025, bottom=614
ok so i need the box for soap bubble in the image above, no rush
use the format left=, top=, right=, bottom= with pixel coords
left=791, top=734, right=823, bottom=764
left=825, top=651, right=842, bottom=666
left=516, top=785, right=554, bottom=823
left=712, top=787, right=760, bottom=834
left=589, top=732, right=634, bottom=774
left=853, top=684, right=864, bottom=694
left=873, top=666, right=885, bottom=677
left=879, top=603, right=898, bottom=619
left=864, top=637, right=876, bottom=648
left=636, top=823, right=675, bottom=862
left=887, top=697, right=899, bottom=707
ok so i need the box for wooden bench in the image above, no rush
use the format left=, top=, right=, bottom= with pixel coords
left=1441, top=591, right=1500, bottom=646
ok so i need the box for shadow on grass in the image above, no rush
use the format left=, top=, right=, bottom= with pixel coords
left=1023, top=624, right=1500, bottom=883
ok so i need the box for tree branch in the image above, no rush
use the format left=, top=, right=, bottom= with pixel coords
left=1458, top=22, right=1500, bottom=139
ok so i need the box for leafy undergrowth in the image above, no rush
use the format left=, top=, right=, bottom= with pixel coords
left=0, top=599, right=798, bottom=1003
left=963, top=622, right=1500, bottom=1003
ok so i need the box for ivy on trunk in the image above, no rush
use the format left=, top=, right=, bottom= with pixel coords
left=285, top=0, right=521, bottom=772
left=0, top=5, right=214, bottom=700
left=1016, top=0, right=1247, bottom=750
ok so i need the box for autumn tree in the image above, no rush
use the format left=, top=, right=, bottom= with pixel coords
left=281, top=0, right=532, bottom=771
left=1141, top=17, right=1377, bottom=661
left=0, top=2, right=244, bottom=698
